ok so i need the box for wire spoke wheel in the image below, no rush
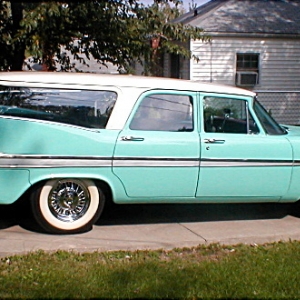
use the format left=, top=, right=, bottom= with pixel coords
left=48, top=179, right=91, bottom=223
left=30, top=178, right=105, bottom=234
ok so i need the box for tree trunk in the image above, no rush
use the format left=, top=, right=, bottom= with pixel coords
left=10, top=2, right=26, bottom=71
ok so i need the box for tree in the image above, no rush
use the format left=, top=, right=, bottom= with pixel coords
left=129, top=0, right=207, bottom=75
left=0, top=1, right=15, bottom=70
left=0, top=1, right=209, bottom=73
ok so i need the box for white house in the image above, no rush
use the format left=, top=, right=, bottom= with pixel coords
left=165, top=0, right=300, bottom=124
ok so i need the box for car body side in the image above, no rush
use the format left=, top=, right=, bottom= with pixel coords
left=0, top=72, right=300, bottom=208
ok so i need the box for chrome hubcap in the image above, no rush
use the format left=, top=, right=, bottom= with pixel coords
left=48, top=179, right=91, bottom=222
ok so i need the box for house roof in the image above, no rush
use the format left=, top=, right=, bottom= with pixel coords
left=176, top=0, right=300, bottom=35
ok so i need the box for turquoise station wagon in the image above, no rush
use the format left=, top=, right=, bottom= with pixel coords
left=0, top=72, right=298, bottom=234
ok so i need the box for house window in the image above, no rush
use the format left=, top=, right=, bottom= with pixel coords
left=236, top=53, right=259, bottom=86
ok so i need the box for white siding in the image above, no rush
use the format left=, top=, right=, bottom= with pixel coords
left=189, top=37, right=300, bottom=90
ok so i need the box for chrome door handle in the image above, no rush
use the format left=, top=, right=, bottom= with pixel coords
left=204, top=138, right=225, bottom=144
left=121, top=136, right=144, bottom=141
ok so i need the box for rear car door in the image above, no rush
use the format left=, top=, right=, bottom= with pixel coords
left=113, top=90, right=200, bottom=198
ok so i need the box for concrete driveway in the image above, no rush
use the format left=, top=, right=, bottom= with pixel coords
left=1, top=202, right=300, bottom=257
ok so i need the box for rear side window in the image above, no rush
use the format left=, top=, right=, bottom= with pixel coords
left=0, top=87, right=117, bottom=128
left=130, top=93, right=193, bottom=132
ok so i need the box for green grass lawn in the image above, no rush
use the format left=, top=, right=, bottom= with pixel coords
left=1, top=241, right=300, bottom=299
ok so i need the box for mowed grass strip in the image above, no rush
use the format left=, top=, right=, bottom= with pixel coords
left=0, top=241, right=299, bottom=299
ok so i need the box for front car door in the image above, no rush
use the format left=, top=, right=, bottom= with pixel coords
left=113, top=90, right=200, bottom=199
left=197, top=93, right=293, bottom=201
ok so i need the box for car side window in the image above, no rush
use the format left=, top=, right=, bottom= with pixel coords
left=203, top=96, right=259, bottom=134
left=130, top=93, right=193, bottom=132
left=0, top=87, right=116, bottom=129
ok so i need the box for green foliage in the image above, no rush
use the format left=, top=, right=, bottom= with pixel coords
left=19, top=2, right=77, bottom=70
left=0, top=1, right=209, bottom=73
left=1, top=242, right=300, bottom=298
left=127, top=0, right=208, bottom=75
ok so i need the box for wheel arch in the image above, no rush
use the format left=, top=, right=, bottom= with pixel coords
left=28, top=171, right=123, bottom=204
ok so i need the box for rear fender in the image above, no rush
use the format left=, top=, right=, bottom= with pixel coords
left=0, top=169, right=30, bottom=204
left=28, top=168, right=128, bottom=204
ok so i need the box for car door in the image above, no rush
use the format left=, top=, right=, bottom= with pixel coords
left=112, top=90, right=200, bottom=198
left=197, top=93, right=293, bottom=201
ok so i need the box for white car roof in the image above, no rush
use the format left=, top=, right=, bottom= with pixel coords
left=0, top=72, right=256, bottom=97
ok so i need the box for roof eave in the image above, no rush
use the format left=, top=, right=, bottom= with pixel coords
left=205, top=32, right=300, bottom=39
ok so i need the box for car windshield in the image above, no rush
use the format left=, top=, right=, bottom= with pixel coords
left=253, top=98, right=287, bottom=135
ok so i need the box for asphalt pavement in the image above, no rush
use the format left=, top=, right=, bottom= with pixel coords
left=1, top=202, right=300, bottom=257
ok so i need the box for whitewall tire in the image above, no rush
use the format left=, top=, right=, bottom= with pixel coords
left=30, top=178, right=104, bottom=234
